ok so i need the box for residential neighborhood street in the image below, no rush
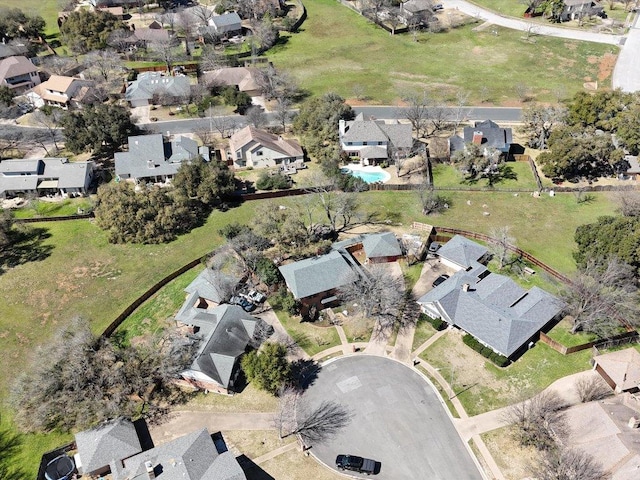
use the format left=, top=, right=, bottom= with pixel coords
left=612, top=13, right=640, bottom=91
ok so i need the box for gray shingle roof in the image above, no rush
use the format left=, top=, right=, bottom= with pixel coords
left=125, top=72, right=190, bottom=103
left=278, top=250, right=357, bottom=299
left=362, top=232, right=402, bottom=259
left=462, top=120, right=513, bottom=151
left=187, top=304, right=261, bottom=388
left=417, top=267, right=563, bottom=357
left=0, top=158, right=93, bottom=196
left=437, top=235, right=489, bottom=270
left=119, top=428, right=246, bottom=480
left=184, top=267, right=240, bottom=305
left=210, top=12, right=242, bottom=33
left=75, top=418, right=142, bottom=475
left=115, top=134, right=205, bottom=181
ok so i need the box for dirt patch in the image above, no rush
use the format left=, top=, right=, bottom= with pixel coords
left=587, top=55, right=599, bottom=64
left=482, top=426, right=540, bottom=480
left=598, top=52, right=617, bottom=81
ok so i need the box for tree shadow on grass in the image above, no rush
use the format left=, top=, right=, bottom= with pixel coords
left=0, top=226, right=53, bottom=275
left=0, top=426, right=27, bottom=480
left=237, top=455, right=276, bottom=480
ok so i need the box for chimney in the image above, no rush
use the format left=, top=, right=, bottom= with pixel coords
left=472, top=132, right=483, bottom=145
left=145, top=461, right=155, bottom=479
left=462, top=283, right=470, bottom=292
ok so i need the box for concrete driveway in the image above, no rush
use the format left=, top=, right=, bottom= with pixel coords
left=302, top=356, right=483, bottom=480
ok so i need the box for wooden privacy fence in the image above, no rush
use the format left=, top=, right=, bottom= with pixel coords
left=539, top=330, right=639, bottom=356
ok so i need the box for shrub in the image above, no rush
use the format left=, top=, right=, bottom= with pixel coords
left=256, top=256, right=281, bottom=286
left=462, top=334, right=510, bottom=367
left=256, top=171, right=291, bottom=191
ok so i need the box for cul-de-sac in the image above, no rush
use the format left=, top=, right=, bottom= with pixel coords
left=2, top=0, right=640, bottom=478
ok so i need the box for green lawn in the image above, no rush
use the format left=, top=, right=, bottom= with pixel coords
left=2, top=0, right=61, bottom=36
left=546, top=318, right=598, bottom=347
left=11, top=198, right=95, bottom=219
left=432, top=161, right=540, bottom=190
left=465, top=0, right=527, bottom=18
left=273, top=309, right=341, bottom=356
left=401, top=260, right=424, bottom=291
left=412, top=317, right=438, bottom=351
left=268, top=0, right=617, bottom=104
left=420, top=332, right=593, bottom=415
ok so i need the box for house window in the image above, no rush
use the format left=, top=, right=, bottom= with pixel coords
left=256, top=151, right=263, bottom=156
left=346, top=142, right=352, bottom=145
left=363, top=142, right=368, bottom=145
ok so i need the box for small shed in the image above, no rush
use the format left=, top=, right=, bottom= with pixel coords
left=593, top=348, right=640, bottom=393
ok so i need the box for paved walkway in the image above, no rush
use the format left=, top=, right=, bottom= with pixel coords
left=448, top=0, right=623, bottom=45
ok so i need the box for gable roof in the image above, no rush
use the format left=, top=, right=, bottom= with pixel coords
left=0, top=158, right=93, bottom=196
left=417, top=267, right=563, bottom=357
left=340, top=117, right=413, bottom=150
left=229, top=126, right=303, bottom=158
left=201, top=67, right=260, bottom=93
left=462, top=120, right=513, bottom=151
left=279, top=250, right=358, bottom=299
left=210, top=12, right=242, bottom=31
left=594, top=348, right=640, bottom=391
left=0, top=44, right=28, bottom=60
left=75, top=418, right=142, bottom=474
left=114, top=134, right=204, bottom=180
left=437, top=235, right=489, bottom=270
left=362, top=232, right=402, bottom=258
left=189, top=304, right=260, bottom=388
left=125, top=72, right=190, bottom=103
left=0, top=55, right=37, bottom=81
left=184, top=267, right=241, bottom=305
left=128, top=27, right=170, bottom=43
left=120, top=428, right=246, bottom=480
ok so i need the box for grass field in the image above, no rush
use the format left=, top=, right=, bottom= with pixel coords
left=0, top=188, right=617, bottom=475
left=1, top=0, right=60, bottom=36
left=268, top=0, right=617, bottom=104
left=432, top=161, right=540, bottom=190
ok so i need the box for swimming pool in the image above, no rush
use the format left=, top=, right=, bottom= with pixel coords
left=341, top=166, right=391, bottom=184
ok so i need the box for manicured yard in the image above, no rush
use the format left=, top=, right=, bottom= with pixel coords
left=432, top=161, right=540, bottom=190
left=268, top=0, right=617, bottom=104
left=546, top=318, right=597, bottom=347
left=273, top=309, right=341, bottom=356
left=11, top=198, right=95, bottom=219
left=2, top=0, right=61, bottom=36
left=420, top=331, right=592, bottom=415
left=401, top=260, right=424, bottom=291
left=412, top=317, right=438, bottom=351
left=341, top=314, right=375, bottom=343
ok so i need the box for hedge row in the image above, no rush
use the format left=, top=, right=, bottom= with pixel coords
left=462, top=334, right=510, bottom=367
left=419, top=313, right=447, bottom=331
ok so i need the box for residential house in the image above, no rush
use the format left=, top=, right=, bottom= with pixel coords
left=339, top=113, right=413, bottom=166
left=74, top=418, right=246, bottom=480
left=593, top=348, right=640, bottom=394
left=625, top=155, right=640, bottom=181
left=332, top=232, right=403, bottom=264
left=279, top=249, right=362, bottom=314
left=0, top=43, right=29, bottom=61
left=96, top=6, right=125, bottom=18
left=177, top=303, right=270, bottom=393
left=435, top=234, right=491, bottom=271
left=0, top=56, right=40, bottom=93
left=450, top=119, right=513, bottom=157
left=201, top=67, right=262, bottom=98
left=208, top=12, right=242, bottom=37
left=399, top=0, right=435, bottom=24
left=125, top=71, right=191, bottom=107
left=26, top=75, right=96, bottom=109
left=126, top=21, right=172, bottom=48
left=183, top=266, right=241, bottom=307
left=417, top=236, right=563, bottom=358
left=226, top=126, right=304, bottom=169
left=115, top=134, right=209, bottom=183
left=0, top=158, right=94, bottom=199
left=560, top=0, right=604, bottom=21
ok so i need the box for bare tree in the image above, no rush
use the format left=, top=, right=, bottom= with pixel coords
left=275, top=387, right=353, bottom=445
left=148, top=37, right=181, bottom=73
left=502, top=390, right=567, bottom=451
left=177, top=9, right=197, bottom=56
left=338, top=264, right=405, bottom=323
left=194, top=126, right=218, bottom=149
left=560, top=259, right=640, bottom=336
left=519, top=104, right=567, bottom=150
left=191, top=4, right=215, bottom=24
left=515, top=83, right=532, bottom=102
left=417, top=186, right=450, bottom=215
left=575, top=376, right=611, bottom=403
left=158, top=11, right=177, bottom=33
left=401, top=92, right=430, bottom=138
left=0, top=130, right=26, bottom=160
left=450, top=91, right=470, bottom=135
left=616, top=191, right=640, bottom=217
left=274, top=97, right=292, bottom=133
left=209, top=106, right=238, bottom=138
left=532, top=447, right=609, bottom=480
left=42, top=55, right=78, bottom=76
left=31, top=109, right=62, bottom=155
left=83, top=49, right=123, bottom=82
left=254, top=65, right=299, bottom=102
left=488, top=226, right=515, bottom=270
left=245, top=106, right=267, bottom=129
left=200, top=46, right=226, bottom=70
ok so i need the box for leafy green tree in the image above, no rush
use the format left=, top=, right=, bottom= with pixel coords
left=222, top=86, right=252, bottom=113
left=0, top=8, right=45, bottom=40
left=241, top=342, right=292, bottom=395
left=60, top=10, right=125, bottom=54
left=255, top=170, right=290, bottom=190
left=0, top=86, right=14, bottom=107
left=613, top=103, right=640, bottom=155
left=293, top=93, right=354, bottom=158
left=519, top=103, right=567, bottom=150
left=94, top=182, right=197, bottom=244
left=537, top=126, right=625, bottom=181
left=172, top=157, right=236, bottom=206
left=256, top=256, right=282, bottom=286
left=566, top=90, right=632, bottom=130
left=574, top=215, right=640, bottom=273
left=60, top=104, right=138, bottom=154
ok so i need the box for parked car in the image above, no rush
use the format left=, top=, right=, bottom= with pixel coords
left=433, top=3, right=444, bottom=10
left=336, top=454, right=376, bottom=475
left=246, top=290, right=266, bottom=303
left=432, top=274, right=450, bottom=288
left=428, top=241, right=441, bottom=254
left=230, top=295, right=256, bottom=312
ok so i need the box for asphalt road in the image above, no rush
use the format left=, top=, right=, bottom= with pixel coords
left=301, top=356, right=483, bottom=480
left=141, top=106, right=522, bottom=135
left=612, top=13, right=640, bottom=92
